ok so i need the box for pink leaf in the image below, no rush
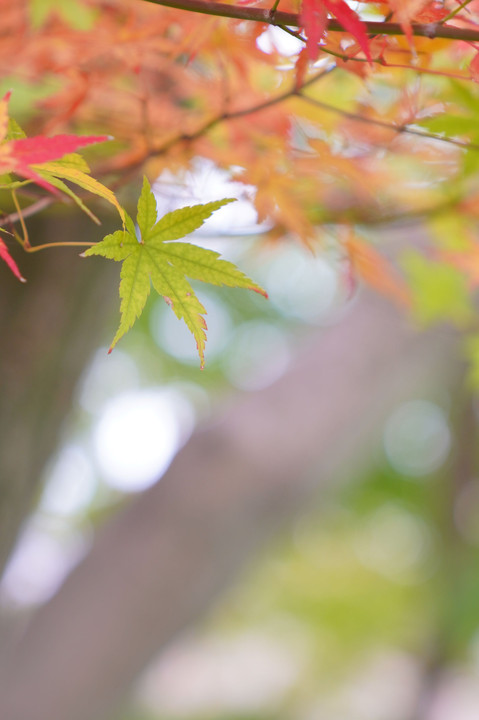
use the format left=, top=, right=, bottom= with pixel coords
left=0, top=237, right=25, bottom=282
left=0, top=93, right=109, bottom=194
left=10, top=134, right=109, bottom=166
left=300, top=0, right=328, bottom=60
left=8, top=133, right=109, bottom=194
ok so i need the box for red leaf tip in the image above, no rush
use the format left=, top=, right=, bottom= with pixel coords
left=0, top=237, right=26, bottom=281
left=251, top=286, right=268, bottom=298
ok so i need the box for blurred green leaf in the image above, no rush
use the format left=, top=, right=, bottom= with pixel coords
left=402, top=251, right=472, bottom=325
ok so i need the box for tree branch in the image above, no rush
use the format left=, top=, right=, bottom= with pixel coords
left=297, top=93, right=479, bottom=153
left=0, top=198, right=54, bottom=227
left=141, top=0, right=479, bottom=43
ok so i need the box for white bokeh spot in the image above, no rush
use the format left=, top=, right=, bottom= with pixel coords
left=93, top=389, right=194, bottom=492
left=383, top=400, right=451, bottom=478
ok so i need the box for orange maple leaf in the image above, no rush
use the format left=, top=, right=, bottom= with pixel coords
left=345, top=234, right=411, bottom=306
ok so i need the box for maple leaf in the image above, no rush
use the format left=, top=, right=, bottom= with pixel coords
left=386, top=0, right=431, bottom=48
left=0, top=93, right=111, bottom=198
left=85, top=177, right=267, bottom=367
left=300, top=0, right=328, bottom=61
left=35, top=153, right=125, bottom=224
left=345, top=234, right=410, bottom=307
left=0, top=94, right=125, bottom=226
left=301, top=0, right=372, bottom=63
left=0, top=134, right=110, bottom=195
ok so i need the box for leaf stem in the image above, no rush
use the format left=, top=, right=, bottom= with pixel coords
left=269, top=0, right=280, bottom=17
left=11, top=190, right=30, bottom=249
left=24, top=241, right=96, bottom=254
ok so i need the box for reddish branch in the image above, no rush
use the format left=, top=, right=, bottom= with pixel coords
left=29, top=60, right=478, bottom=230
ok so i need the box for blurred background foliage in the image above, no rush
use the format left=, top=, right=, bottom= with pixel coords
left=119, top=395, right=479, bottom=720
left=2, top=206, right=477, bottom=719
left=116, top=393, right=479, bottom=720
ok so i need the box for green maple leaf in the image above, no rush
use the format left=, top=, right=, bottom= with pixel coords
left=85, top=176, right=267, bottom=367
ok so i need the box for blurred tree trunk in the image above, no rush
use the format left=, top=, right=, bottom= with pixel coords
left=0, top=291, right=461, bottom=720
left=0, top=209, right=119, bottom=574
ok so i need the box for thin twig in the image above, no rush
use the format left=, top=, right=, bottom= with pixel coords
left=99, top=61, right=479, bottom=187
left=440, top=0, right=475, bottom=24
left=298, top=93, right=479, bottom=153
left=1, top=197, right=53, bottom=227
left=98, top=66, right=335, bottom=175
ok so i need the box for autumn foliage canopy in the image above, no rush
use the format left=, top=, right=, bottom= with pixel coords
left=3, top=0, right=479, bottom=364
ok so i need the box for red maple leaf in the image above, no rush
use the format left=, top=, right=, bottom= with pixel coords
left=301, top=0, right=372, bottom=63
left=0, top=134, right=110, bottom=193
left=300, top=0, right=328, bottom=60
left=0, top=92, right=111, bottom=279
left=0, top=91, right=109, bottom=193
